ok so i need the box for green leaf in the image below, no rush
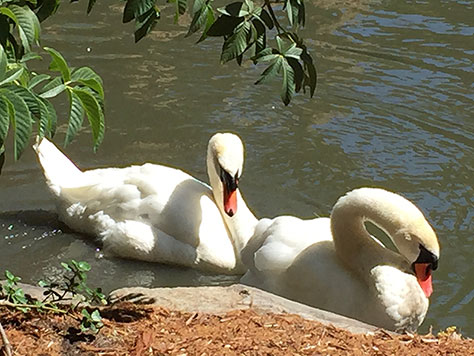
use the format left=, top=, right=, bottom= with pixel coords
left=285, top=0, right=304, bottom=28
left=6, top=85, right=40, bottom=119
left=217, top=2, right=248, bottom=17
left=134, top=7, right=159, bottom=43
left=36, top=0, right=60, bottom=22
left=250, top=18, right=266, bottom=56
left=196, top=5, right=215, bottom=43
left=0, top=45, right=7, bottom=81
left=0, top=67, right=24, bottom=86
left=14, top=288, right=25, bottom=299
left=9, top=5, right=41, bottom=51
left=73, top=88, right=104, bottom=150
left=40, top=76, right=62, bottom=93
left=275, top=35, right=284, bottom=53
left=35, top=95, right=50, bottom=136
left=71, top=66, right=102, bottom=84
left=206, top=15, right=243, bottom=37
left=40, top=97, right=57, bottom=136
left=4, top=270, right=15, bottom=282
left=287, top=57, right=303, bottom=92
left=35, top=97, right=48, bottom=136
left=71, top=67, right=104, bottom=98
left=0, top=95, right=9, bottom=144
left=185, top=0, right=210, bottom=37
left=0, top=7, right=18, bottom=25
left=258, top=8, right=273, bottom=29
left=284, top=44, right=302, bottom=59
left=81, top=308, right=91, bottom=318
left=61, top=262, right=72, bottom=271
left=297, top=0, right=305, bottom=27
left=0, top=21, right=9, bottom=53
left=44, top=47, right=71, bottom=82
left=78, top=78, right=104, bottom=99
left=87, top=0, right=97, bottom=14
left=123, top=0, right=155, bottom=23
left=255, top=56, right=282, bottom=85
left=39, top=83, right=66, bottom=98
left=0, top=146, right=4, bottom=174
left=255, top=52, right=279, bottom=63
left=1, top=89, right=32, bottom=159
left=28, top=73, right=51, bottom=89
left=220, top=20, right=251, bottom=63
left=253, top=47, right=273, bottom=60
left=90, top=309, right=102, bottom=322
left=20, top=51, right=42, bottom=63
left=285, top=0, right=293, bottom=26
left=64, top=89, right=84, bottom=146
left=281, top=58, right=295, bottom=105
left=77, top=261, right=91, bottom=272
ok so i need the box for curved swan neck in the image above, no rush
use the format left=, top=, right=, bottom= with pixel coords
left=330, top=189, right=410, bottom=275
left=206, top=146, right=257, bottom=254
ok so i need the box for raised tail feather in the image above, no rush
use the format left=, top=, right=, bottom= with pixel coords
left=33, top=136, right=83, bottom=196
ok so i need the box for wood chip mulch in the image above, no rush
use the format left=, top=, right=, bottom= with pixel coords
left=0, top=303, right=472, bottom=356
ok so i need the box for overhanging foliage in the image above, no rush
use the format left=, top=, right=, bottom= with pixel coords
left=0, top=0, right=316, bottom=173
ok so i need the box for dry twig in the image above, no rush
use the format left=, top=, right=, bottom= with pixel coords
left=0, top=321, right=13, bottom=356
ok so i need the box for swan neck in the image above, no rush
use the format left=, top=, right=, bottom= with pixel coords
left=206, top=150, right=257, bottom=255
left=330, top=192, right=406, bottom=275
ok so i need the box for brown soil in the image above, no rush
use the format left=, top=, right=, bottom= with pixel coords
left=0, top=303, right=472, bottom=356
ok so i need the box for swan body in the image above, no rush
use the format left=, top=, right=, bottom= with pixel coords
left=241, top=188, right=440, bottom=332
left=34, top=133, right=257, bottom=274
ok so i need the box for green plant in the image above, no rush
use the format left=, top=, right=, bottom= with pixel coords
left=38, top=260, right=107, bottom=306
left=80, top=309, right=104, bottom=333
left=1, top=261, right=107, bottom=333
left=1, top=270, right=29, bottom=311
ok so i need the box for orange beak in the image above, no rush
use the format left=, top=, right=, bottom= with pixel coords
left=223, top=185, right=237, bottom=217
left=414, top=263, right=433, bottom=298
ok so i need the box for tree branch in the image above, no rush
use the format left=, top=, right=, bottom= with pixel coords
left=0, top=301, right=68, bottom=315
left=264, top=0, right=285, bottom=34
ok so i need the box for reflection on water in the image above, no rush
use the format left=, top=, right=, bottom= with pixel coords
left=0, top=0, right=473, bottom=336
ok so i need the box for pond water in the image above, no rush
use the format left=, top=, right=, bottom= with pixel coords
left=1, top=0, right=473, bottom=336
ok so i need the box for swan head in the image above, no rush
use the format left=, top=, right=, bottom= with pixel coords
left=392, top=213, right=439, bottom=298
left=364, top=188, right=440, bottom=298
left=207, top=133, right=244, bottom=217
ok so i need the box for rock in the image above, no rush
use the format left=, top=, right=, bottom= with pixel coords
left=109, top=284, right=379, bottom=334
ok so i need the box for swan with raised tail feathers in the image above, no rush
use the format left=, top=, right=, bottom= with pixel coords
left=34, top=133, right=257, bottom=274
left=241, top=188, right=440, bottom=332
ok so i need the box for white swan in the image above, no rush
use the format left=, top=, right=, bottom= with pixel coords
left=241, top=188, right=440, bottom=332
left=34, top=133, right=258, bottom=274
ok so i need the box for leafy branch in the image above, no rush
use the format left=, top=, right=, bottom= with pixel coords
left=107, top=0, right=316, bottom=105
left=182, top=0, right=316, bottom=105
left=1, top=261, right=107, bottom=333
left=0, top=0, right=317, bottom=173
left=0, top=0, right=105, bottom=173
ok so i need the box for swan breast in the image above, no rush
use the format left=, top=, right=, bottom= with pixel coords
left=371, top=265, right=429, bottom=332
